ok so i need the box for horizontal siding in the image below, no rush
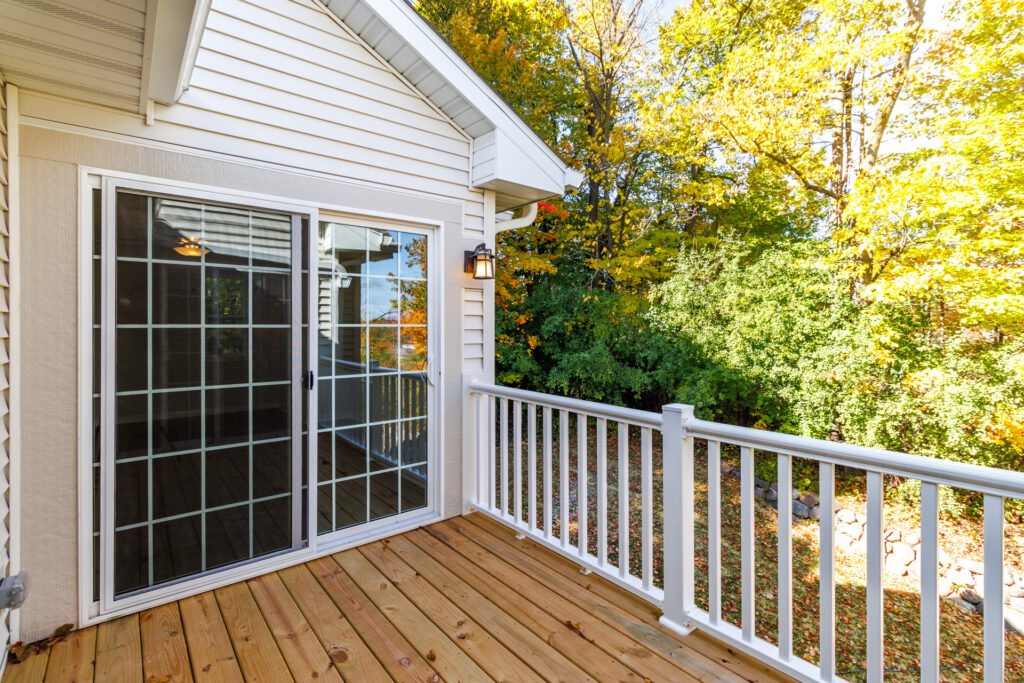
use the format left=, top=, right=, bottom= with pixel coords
left=143, top=0, right=484, bottom=229
left=462, top=288, right=485, bottom=373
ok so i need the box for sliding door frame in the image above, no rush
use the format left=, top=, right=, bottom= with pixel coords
left=77, top=168, right=445, bottom=624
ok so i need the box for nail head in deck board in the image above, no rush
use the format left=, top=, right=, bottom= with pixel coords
left=380, top=535, right=593, bottom=682
left=214, top=582, right=293, bottom=682
left=178, top=592, right=244, bottom=682
left=3, top=649, right=50, bottom=683
left=430, top=519, right=703, bottom=683
left=451, top=515, right=730, bottom=681
left=140, top=603, right=194, bottom=683
left=306, top=556, right=438, bottom=682
left=93, top=614, right=143, bottom=683
left=43, top=627, right=97, bottom=683
left=246, top=573, right=342, bottom=683
left=359, top=541, right=544, bottom=682
left=464, top=513, right=789, bottom=682
left=276, top=564, right=391, bottom=682
left=331, top=549, right=491, bottom=682
left=407, top=528, right=643, bottom=681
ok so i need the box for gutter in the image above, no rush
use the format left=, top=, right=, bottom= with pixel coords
left=495, top=202, right=538, bottom=233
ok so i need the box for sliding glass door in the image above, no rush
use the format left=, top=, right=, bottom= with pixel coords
left=99, top=182, right=308, bottom=608
left=314, top=220, right=430, bottom=537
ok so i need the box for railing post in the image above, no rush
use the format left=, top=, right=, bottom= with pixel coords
left=659, top=403, right=696, bottom=636
left=461, top=378, right=479, bottom=514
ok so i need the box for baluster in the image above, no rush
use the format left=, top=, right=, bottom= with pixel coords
left=866, top=471, right=884, bottom=683
left=741, top=446, right=754, bottom=642
left=476, top=393, right=487, bottom=506
left=984, top=494, right=1004, bottom=682
left=819, top=461, right=836, bottom=680
left=776, top=451, right=791, bottom=658
left=709, top=441, right=722, bottom=626
left=500, top=398, right=509, bottom=516
left=488, top=395, right=496, bottom=509
left=619, top=423, right=629, bottom=579
left=920, top=481, right=940, bottom=683
left=543, top=406, right=553, bottom=539
left=578, top=412, right=588, bottom=559
left=514, top=400, right=522, bottom=525
left=642, top=427, right=653, bottom=591
left=597, top=417, right=608, bottom=566
left=560, top=409, right=569, bottom=547
left=528, top=403, right=537, bottom=531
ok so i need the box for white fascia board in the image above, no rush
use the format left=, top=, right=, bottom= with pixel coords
left=322, top=0, right=582, bottom=204
left=144, top=0, right=213, bottom=105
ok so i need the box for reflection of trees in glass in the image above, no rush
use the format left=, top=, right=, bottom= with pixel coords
left=368, top=327, right=398, bottom=370
left=206, top=275, right=246, bottom=322
left=402, top=234, right=427, bottom=278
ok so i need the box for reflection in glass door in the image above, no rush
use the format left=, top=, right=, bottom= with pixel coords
left=316, top=221, right=429, bottom=535
left=102, top=188, right=305, bottom=601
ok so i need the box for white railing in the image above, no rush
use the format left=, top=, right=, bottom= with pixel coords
left=464, top=381, right=1024, bottom=683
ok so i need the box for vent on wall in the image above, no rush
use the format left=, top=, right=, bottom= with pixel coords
left=462, top=288, right=485, bottom=373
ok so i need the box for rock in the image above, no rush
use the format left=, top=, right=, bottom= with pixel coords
left=793, top=501, right=811, bottom=518
left=952, top=598, right=978, bottom=613
left=768, top=481, right=778, bottom=491
left=892, top=542, right=916, bottom=565
left=961, top=588, right=983, bottom=605
left=792, top=488, right=800, bottom=500
left=908, top=560, right=921, bottom=580
left=1007, top=585, right=1024, bottom=599
left=755, top=476, right=768, bottom=489
left=837, top=508, right=856, bottom=524
left=903, top=530, right=921, bottom=546
left=855, top=511, right=867, bottom=524
left=754, top=487, right=765, bottom=500
left=1005, top=569, right=1015, bottom=586
left=939, top=549, right=953, bottom=567
left=809, top=505, right=821, bottom=520
left=1005, top=606, right=1024, bottom=637
left=765, top=487, right=778, bottom=502
left=885, top=528, right=902, bottom=542
left=885, top=541, right=893, bottom=554
left=885, top=554, right=909, bottom=576
left=959, top=558, right=985, bottom=575
left=834, top=501, right=842, bottom=513
left=1010, top=597, right=1024, bottom=612
left=838, top=521, right=863, bottom=541
left=801, top=492, right=819, bottom=508
left=948, top=568, right=975, bottom=587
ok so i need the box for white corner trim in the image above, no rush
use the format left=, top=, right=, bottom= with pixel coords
left=5, top=82, right=21, bottom=643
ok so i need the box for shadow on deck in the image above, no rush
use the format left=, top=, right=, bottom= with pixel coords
left=3, top=513, right=791, bottom=682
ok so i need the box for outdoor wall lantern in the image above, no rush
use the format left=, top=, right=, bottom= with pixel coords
left=465, top=243, right=495, bottom=280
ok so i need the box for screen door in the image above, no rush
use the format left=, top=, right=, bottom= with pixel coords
left=100, top=184, right=307, bottom=605
left=315, top=220, right=430, bottom=536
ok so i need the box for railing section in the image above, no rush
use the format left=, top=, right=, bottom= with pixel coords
left=466, top=382, right=1024, bottom=683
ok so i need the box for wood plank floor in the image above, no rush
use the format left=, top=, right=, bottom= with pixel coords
left=3, top=514, right=793, bottom=682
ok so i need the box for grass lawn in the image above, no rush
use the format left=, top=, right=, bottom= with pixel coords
left=494, top=414, right=1024, bottom=680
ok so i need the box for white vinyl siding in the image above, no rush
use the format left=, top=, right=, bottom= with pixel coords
left=462, top=288, right=484, bottom=373
left=152, top=0, right=485, bottom=234
left=0, top=75, right=12, bottom=652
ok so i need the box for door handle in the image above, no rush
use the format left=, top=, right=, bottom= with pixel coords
left=425, top=356, right=436, bottom=387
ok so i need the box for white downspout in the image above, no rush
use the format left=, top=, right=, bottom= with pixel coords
left=495, top=202, right=539, bottom=233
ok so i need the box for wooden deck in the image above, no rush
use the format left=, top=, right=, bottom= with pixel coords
left=3, top=514, right=791, bottom=682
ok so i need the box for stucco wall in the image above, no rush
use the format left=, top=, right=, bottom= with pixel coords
left=16, top=124, right=485, bottom=641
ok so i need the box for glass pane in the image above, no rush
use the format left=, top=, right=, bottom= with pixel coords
left=402, top=419, right=427, bottom=465
left=335, top=477, right=367, bottom=529
left=114, top=527, right=148, bottom=595
left=205, top=328, right=248, bottom=387
left=116, top=328, right=147, bottom=393
left=152, top=328, right=201, bottom=390
left=363, top=278, right=398, bottom=324
left=206, top=505, right=250, bottom=569
left=251, top=212, right=292, bottom=268
left=153, top=198, right=209, bottom=264
left=401, top=467, right=427, bottom=512
left=152, top=263, right=202, bottom=325
left=206, top=387, right=249, bottom=447
left=369, top=375, right=398, bottom=423
left=321, top=222, right=365, bottom=274
left=206, top=267, right=248, bottom=325
left=367, top=327, right=397, bottom=373
left=401, top=374, right=428, bottom=419
left=335, top=427, right=367, bottom=479
left=334, top=377, right=365, bottom=427
left=400, top=280, right=426, bottom=324
left=114, top=460, right=147, bottom=527
left=317, top=484, right=333, bottom=535
left=152, top=390, right=202, bottom=455
left=206, top=446, right=249, bottom=508
left=204, top=205, right=252, bottom=266
left=369, top=422, right=399, bottom=471
left=253, top=385, right=289, bottom=441
left=116, top=261, right=147, bottom=324
left=253, top=272, right=290, bottom=324
left=253, top=328, right=289, bottom=383
left=336, top=275, right=363, bottom=325
left=116, top=193, right=148, bottom=258
left=253, top=498, right=290, bottom=555
left=152, top=452, right=201, bottom=519
left=369, top=471, right=399, bottom=521
left=333, top=327, right=364, bottom=376
left=365, top=229, right=400, bottom=277
left=152, top=515, right=202, bottom=584
left=399, top=328, right=426, bottom=372
left=317, top=379, right=333, bottom=430
left=253, top=440, right=289, bottom=498
left=400, top=232, right=426, bottom=279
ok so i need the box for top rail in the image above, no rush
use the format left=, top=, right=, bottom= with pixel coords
left=689, top=418, right=1024, bottom=500
left=468, top=381, right=662, bottom=429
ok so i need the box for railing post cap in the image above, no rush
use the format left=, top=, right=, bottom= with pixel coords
left=663, top=403, right=695, bottom=419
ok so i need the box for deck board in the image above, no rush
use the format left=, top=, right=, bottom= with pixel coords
left=5, top=514, right=793, bottom=683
